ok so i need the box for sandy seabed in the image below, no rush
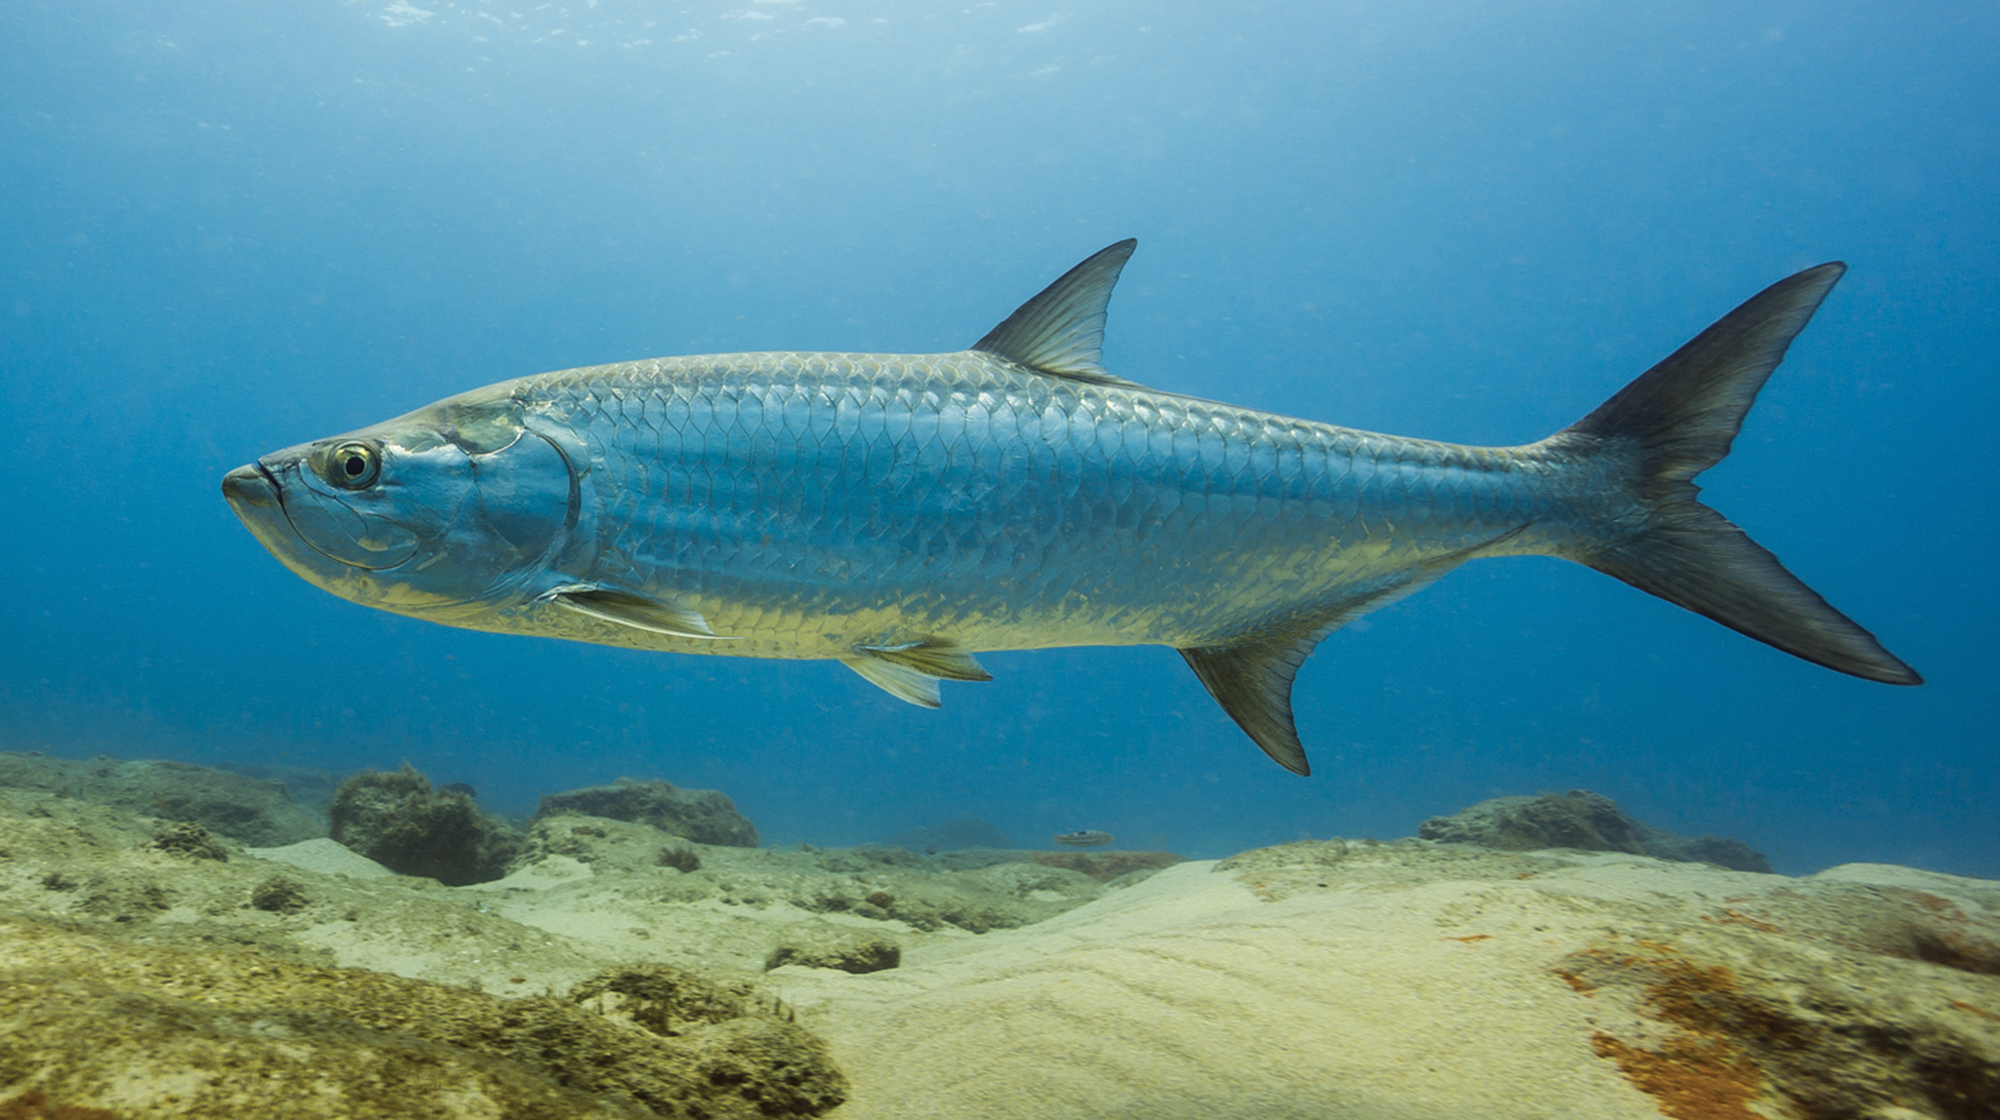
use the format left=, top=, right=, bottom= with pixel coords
left=0, top=765, right=1995, bottom=1119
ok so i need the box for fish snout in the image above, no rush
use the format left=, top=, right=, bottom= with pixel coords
left=221, top=463, right=279, bottom=511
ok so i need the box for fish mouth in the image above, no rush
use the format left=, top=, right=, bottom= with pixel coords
left=224, top=457, right=421, bottom=574
left=221, top=462, right=280, bottom=512
left=222, top=460, right=307, bottom=565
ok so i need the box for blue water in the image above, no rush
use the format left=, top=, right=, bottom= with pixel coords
left=3, top=1, right=1993, bottom=876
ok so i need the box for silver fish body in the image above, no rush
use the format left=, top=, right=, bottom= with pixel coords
left=509, top=350, right=1577, bottom=652
left=224, top=241, right=1919, bottom=774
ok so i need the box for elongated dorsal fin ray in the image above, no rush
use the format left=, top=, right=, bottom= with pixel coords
left=972, top=239, right=1150, bottom=388
left=542, top=585, right=736, bottom=641
left=842, top=637, right=993, bottom=708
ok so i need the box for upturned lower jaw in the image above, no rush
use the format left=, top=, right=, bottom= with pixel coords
left=221, top=463, right=279, bottom=512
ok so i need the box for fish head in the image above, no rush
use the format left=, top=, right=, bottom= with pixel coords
left=222, top=387, right=577, bottom=621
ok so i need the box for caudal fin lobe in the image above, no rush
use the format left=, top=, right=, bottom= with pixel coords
left=1555, top=263, right=1922, bottom=686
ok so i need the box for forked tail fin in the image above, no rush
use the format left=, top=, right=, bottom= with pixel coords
left=1551, top=262, right=1921, bottom=685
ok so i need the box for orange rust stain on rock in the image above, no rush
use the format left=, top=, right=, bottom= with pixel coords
left=1699, top=908, right=1783, bottom=935
left=1905, top=922, right=2000, bottom=975
left=0, top=1090, right=124, bottom=1120
left=1552, top=968, right=1595, bottom=995
left=1589, top=1033, right=1766, bottom=1120
left=1948, top=999, right=2000, bottom=1022
left=1910, top=892, right=1963, bottom=919
left=1562, top=944, right=1795, bottom=1119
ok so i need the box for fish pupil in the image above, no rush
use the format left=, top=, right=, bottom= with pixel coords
left=343, top=455, right=365, bottom=477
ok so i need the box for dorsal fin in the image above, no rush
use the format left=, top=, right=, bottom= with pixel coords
left=972, top=239, right=1146, bottom=387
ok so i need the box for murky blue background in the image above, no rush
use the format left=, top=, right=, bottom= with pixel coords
left=3, top=1, right=1992, bottom=874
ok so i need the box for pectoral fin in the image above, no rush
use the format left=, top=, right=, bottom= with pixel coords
left=542, top=585, right=735, bottom=641
left=842, top=638, right=992, bottom=708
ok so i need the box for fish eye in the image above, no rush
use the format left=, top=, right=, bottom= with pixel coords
left=325, top=441, right=381, bottom=490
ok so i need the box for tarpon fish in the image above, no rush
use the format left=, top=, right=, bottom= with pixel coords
left=223, top=241, right=1920, bottom=775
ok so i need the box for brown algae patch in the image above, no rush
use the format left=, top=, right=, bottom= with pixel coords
left=0, top=916, right=844, bottom=1119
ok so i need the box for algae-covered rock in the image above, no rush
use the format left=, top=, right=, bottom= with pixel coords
left=148, top=820, right=229, bottom=861
left=498, top=822, right=1112, bottom=939
left=887, top=816, right=1013, bottom=852
left=766, top=930, right=903, bottom=975
left=535, top=778, right=759, bottom=848
left=250, top=874, right=310, bottom=913
left=329, top=764, right=524, bottom=885
left=812, top=844, right=931, bottom=872
left=0, top=751, right=323, bottom=845
left=510, top=814, right=721, bottom=880
left=1030, top=850, right=1183, bottom=883
left=1418, top=790, right=1773, bottom=873
left=859, top=861, right=1102, bottom=933
left=1554, top=921, right=2000, bottom=1117
left=0, top=917, right=845, bottom=1119
left=215, top=760, right=350, bottom=815
left=1420, top=790, right=1646, bottom=853
left=1639, top=831, right=1773, bottom=872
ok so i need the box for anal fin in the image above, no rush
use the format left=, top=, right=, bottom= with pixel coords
left=1184, top=525, right=1533, bottom=776
left=843, top=637, right=992, bottom=708
left=1180, top=641, right=1318, bottom=775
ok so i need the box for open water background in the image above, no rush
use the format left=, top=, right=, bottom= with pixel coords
left=3, top=1, right=1993, bottom=874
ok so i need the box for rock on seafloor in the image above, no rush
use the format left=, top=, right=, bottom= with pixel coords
left=1419, top=788, right=1774, bottom=872
left=534, top=777, right=761, bottom=848
left=766, top=841, right=2000, bottom=1120
left=327, top=763, right=527, bottom=886
left=2, top=777, right=1997, bottom=1118
left=0, top=751, right=324, bottom=846
left=1, top=918, right=844, bottom=1119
